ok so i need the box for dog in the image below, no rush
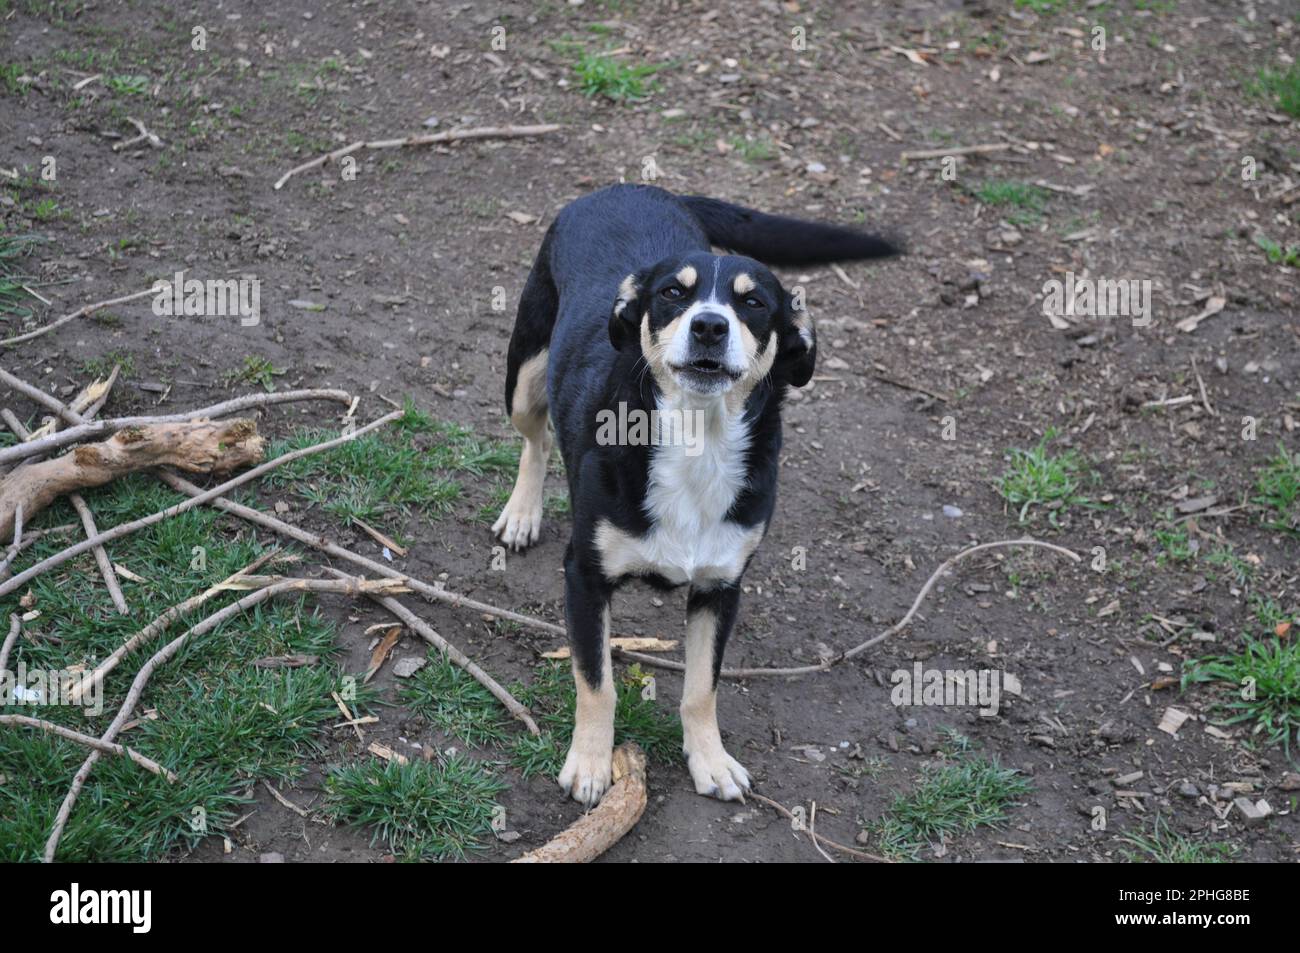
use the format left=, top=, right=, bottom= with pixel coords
left=494, top=184, right=898, bottom=805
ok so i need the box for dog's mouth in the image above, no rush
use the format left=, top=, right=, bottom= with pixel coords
left=670, top=358, right=743, bottom=382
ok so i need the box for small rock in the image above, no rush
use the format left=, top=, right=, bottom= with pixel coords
left=1234, top=797, right=1273, bottom=827
left=942, top=504, right=963, bottom=518
left=1177, top=781, right=1200, bottom=798
left=392, top=657, right=427, bottom=678
left=258, top=852, right=285, bottom=863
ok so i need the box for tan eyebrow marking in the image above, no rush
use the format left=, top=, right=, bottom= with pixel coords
left=733, top=273, right=755, bottom=295
left=674, top=265, right=698, bottom=288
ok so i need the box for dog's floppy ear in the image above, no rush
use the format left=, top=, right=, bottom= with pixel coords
left=776, top=290, right=817, bottom=387
left=609, top=272, right=646, bottom=351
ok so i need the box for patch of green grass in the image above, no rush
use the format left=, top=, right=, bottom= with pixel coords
left=1120, top=815, right=1237, bottom=863
left=570, top=48, right=670, bottom=102
left=1013, top=0, right=1067, bottom=12
left=222, top=355, right=285, bottom=392
left=1184, top=637, right=1300, bottom=755
left=0, top=62, right=28, bottom=95
left=324, top=754, right=506, bottom=861
left=866, top=746, right=1032, bottom=860
left=1253, top=443, right=1300, bottom=534
left=728, top=135, right=775, bottom=162
left=1247, top=64, right=1300, bottom=119
left=263, top=402, right=516, bottom=531
left=0, top=233, right=41, bottom=320
left=995, top=428, right=1093, bottom=524
left=1254, top=235, right=1300, bottom=267
left=1206, top=545, right=1253, bottom=587
left=105, top=73, right=149, bottom=96
left=81, top=350, right=135, bottom=382
left=508, top=661, right=682, bottom=778
left=0, top=476, right=354, bottom=861
left=1154, top=521, right=1195, bottom=564
left=401, top=654, right=514, bottom=747
left=969, top=179, right=1050, bottom=225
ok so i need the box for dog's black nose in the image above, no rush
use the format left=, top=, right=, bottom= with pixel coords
left=690, top=312, right=729, bottom=346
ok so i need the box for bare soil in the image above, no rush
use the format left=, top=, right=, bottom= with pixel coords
left=2, top=0, right=1298, bottom=862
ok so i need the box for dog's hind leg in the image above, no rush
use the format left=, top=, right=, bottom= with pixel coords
left=680, top=584, right=751, bottom=801
left=493, top=236, right=557, bottom=550
left=557, top=545, right=616, bottom=806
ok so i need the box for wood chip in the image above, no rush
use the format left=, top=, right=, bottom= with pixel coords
left=1157, top=707, right=1190, bottom=736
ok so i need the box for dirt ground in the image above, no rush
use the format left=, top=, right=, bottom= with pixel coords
left=2, top=0, right=1299, bottom=863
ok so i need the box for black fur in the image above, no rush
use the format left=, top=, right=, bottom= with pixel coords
left=499, top=184, right=897, bottom=801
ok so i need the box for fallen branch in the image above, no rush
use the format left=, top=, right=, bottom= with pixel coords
left=0, top=502, right=21, bottom=576
left=0, top=286, right=158, bottom=349
left=113, top=116, right=163, bottom=151
left=325, top=567, right=539, bottom=736
left=613, top=539, right=1081, bottom=677
left=0, top=715, right=177, bottom=781
left=273, top=123, right=562, bottom=189
left=510, top=743, right=647, bottom=863
left=0, top=381, right=351, bottom=467
left=0, top=614, right=19, bottom=674
left=0, top=418, right=265, bottom=540
left=3, top=409, right=129, bottom=611
left=0, top=410, right=402, bottom=599
left=900, top=143, right=1010, bottom=162
left=157, top=470, right=569, bottom=639
left=65, top=550, right=280, bottom=704
left=43, top=574, right=409, bottom=862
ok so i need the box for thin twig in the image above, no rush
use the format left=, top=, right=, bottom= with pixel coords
left=64, top=550, right=280, bottom=703
left=614, top=539, right=1080, bottom=677
left=43, top=574, right=409, bottom=862
left=900, top=143, right=1010, bottom=162
left=0, top=286, right=158, bottom=348
left=0, top=715, right=177, bottom=781
left=273, top=123, right=562, bottom=189
left=749, top=791, right=889, bottom=863
left=0, top=411, right=402, bottom=599
left=0, top=614, right=19, bottom=674
left=0, top=380, right=352, bottom=466
left=157, top=470, right=570, bottom=639
left=326, top=568, right=540, bottom=735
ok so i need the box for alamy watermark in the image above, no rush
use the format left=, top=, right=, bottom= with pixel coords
left=151, top=271, right=260, bottom=326
left=1042, top=271, right=1152, bottom=327
left=890, top=663, right=1007, bottom=716
left=1, top=664, right=103, bottom=716
left=595, top=402, right=706, bottom=456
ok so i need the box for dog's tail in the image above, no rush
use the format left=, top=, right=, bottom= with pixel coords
left=680, top=195, right=902, bottom=267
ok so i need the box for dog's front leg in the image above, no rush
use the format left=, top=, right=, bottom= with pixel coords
left=557, top=548, right=616, bottom=807
left=681, top=584, right=751, bottom=800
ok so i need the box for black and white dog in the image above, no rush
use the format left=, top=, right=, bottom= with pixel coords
left=494, top=185, right=897, bottom=805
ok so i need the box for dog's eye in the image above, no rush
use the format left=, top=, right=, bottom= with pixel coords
left=743, top=296, right=764, bottom=309
left=661, top=286, right=684, bottom=300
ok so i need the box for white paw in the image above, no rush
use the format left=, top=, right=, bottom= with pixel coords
left=558, top=740, right=613, bottom=808
left=685, top=745, right=751, bottom=801
left=492, top=495, right=543, bottom=550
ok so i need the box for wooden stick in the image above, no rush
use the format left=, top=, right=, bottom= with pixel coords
left=3, top=402, right=129, bottom=612
left=510, top=743, right=647, bottom=863
left=0, top=411, right=402, bottom=599
left=0, top=715, right=178, bottom=781
left=0, top=381, right=352, bottom=467
left=0, top=502, right=21, bottom=575
left=613, top=539, right=1081, bottom=677
left=64, top=550, right=280, bottom=703
left=326, top=568, right=539, bottom=736
left=749, top=791, right=889, bottom=863
left=273, top=123, right=562, bottom=189
left=157, top=470, right=569, bottom=639
left=0, top=613, right=19, bottom=674
left=900, top=143, right=1010, bottom=162
left=42, top=574, right=409, bottom=862
left=0, top=286, right=158, bottom=348
left=0, top=418, right=266, bottom=539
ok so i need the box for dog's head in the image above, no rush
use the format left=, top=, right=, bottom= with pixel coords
left=610, top=252, right=816, bottom=400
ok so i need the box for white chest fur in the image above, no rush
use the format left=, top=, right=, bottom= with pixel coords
left=596, top=397, right=764, bottom=586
